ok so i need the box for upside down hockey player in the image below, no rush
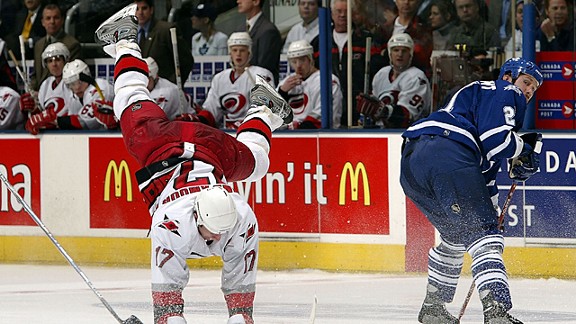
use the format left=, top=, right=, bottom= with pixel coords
left=95, top=4, right=293, bottom=324
left=400, top=57, right=544, bottom=324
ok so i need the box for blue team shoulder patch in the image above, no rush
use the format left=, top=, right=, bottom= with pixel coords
left=504, top=84, right=523, bottom=96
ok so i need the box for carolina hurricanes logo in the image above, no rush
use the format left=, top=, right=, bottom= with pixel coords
left=2, top=93, right=12, bottom=102
left=43, top=97, right=66, bottom=114
left=155, top=96, right=167, bottom=105
left=240, top=223, right=256, bottom=244
left=219, top=92, right=247, bottom=114
left=159, top=215, right=181, bottom=237
left=90, top=88, right=98, bottom=96
left=287, top=93, right=308, bottom=116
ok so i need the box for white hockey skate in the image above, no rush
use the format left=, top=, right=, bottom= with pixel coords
left=250, top=75, right=293, bottom=125
left=95, top=4, right=138, bottom=57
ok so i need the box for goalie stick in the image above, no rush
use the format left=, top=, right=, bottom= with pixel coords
left=0, top=173, right=143, bottom=324
left=457, top=181, right=518, bottom=320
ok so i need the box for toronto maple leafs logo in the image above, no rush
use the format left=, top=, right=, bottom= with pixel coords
left=240, top=223, right=256, bottom=244
left=158, top=215, right=181, bottom=237
left=199, top=43, right=209, bottom=55
left=504, top=84, right=523, bottom=96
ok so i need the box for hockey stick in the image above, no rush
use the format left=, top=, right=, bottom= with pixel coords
left=358, top=37, right=372, bottom=127
left=0, top=173, right=143, bottom=324
left=8, top=49, right=33, bottom=94
left=457, top=181, right=518, bottom=320
left=19, top=35, right=27, bottom=87
left=169, top=27, right=188, bottom=115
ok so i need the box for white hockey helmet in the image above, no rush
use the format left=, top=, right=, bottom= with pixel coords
left=41, top=42, right=70, bottom=68
left=62, top=59, right=91, bottom=85
left=287, top=40, right=314, bottom=59
left=227, top=32, right=252, bottom=53
left=194, top=187, right=237, bottom=234
left=387, top=33, right=414, bottom=60
left=144, top=57, right=159, bottom=79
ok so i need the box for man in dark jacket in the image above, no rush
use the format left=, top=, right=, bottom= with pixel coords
left=135, top=0, right=193, bottom=86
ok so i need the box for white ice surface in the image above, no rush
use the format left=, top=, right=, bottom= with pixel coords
left=1, top=264, right=575, bottom=323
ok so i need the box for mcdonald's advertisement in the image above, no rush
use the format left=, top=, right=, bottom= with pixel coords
left=89, top=138, right=150, bottom=229
left=87, top=136, right=390, bottom=234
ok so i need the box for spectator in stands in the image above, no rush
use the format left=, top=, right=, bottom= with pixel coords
left=282, top=0, right=320, bottom=54
left=356, top=33, right=431, bottom=129
left=278, top=40, right=342, bottom=129
left=428, top=0, right=457, bottom=50
left=135, top=0, right=193, bottom=86
left=25, top=59, right=116, bottom=134
left=488, top=0, right=514, bottom=47
left=448, top=0, right=501, bottom=52
left=311, top=0, right=385, bottom=127
left=193, top=32, right=275, bottom=129
left=237, top=0, right=282, bottom=84
left=32, top=4, right=82, bottom=91
left=539, top=0, right=574, bottom=51
left=377, top=0, right=433, bottom=79
left=144, top=57, right=183, bottom=120
left=190, top=2, right=228, bottom=56
left=20, top=42, right=79, bottom=120
left=0, top=58, right=25, bottom=130
left=0, top=0, right=22, bottom=42
left=505, top=0, right=541, bottom=53
left=5, top=0, right=45, bottom=60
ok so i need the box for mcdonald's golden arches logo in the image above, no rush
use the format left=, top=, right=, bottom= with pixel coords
left=104, top=160, right=132, bottom=202
left=339, top=162, right=370, bottom=205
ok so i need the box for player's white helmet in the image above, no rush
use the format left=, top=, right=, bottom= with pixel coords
left=227, top=32, right=252, bottom=53
left=194, top=187, right=237, bottom=234
left=287, top=40, right=314, bottom=59
left=387, top=33, right=414, bottom=61
left=62, top=59, right=91, bottom=85
left=42, top=42, right=70, bottom=68
left=144, top=57, right=159, bottom=79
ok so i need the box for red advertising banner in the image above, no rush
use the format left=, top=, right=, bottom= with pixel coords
left=88, top=136, right=391, bottom=235
left=237, top=136, right=390, bottom=234
left=89, top=138, right=150, bottom=229
left=536, top=52, right=576, bottom=129
left=0, top=139, right=41, bottom=226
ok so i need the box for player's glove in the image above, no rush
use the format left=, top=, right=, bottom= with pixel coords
left=356, top=93, right=393, bottom=121
left=356, top=93, right=380, bottom=117
left=508, top=132, right=543, bottom=181
left=92, top=100, right=118, bottom=130
left=25, top=108, right=58, bottom=135
left=19, top=92, right=40, bottom=114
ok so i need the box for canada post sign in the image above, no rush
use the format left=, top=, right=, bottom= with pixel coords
left=89, top=138, right=150, bottom=229
left=496, top=137, right=576, bottom=239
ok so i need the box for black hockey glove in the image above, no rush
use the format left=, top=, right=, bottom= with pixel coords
left=508, top=133, right=543, bottom=181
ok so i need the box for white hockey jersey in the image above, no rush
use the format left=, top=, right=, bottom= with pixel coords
left=372, top=66, right=431, bottom=122
left=0, top=87, right=25, bottom=130
left=38, top=76, right=81, bottom=117
left=277, top=70, right=343, bottom=128
left=70, top=78, right=115, bottom=130
left=203, top=66, right=274, bottom=129
left=150, top=77, right=181, bottom=120
left=191, top=31, right=228, bottom=56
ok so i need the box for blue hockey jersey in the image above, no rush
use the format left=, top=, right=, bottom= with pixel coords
left=402, top=79, right=529, bottom=196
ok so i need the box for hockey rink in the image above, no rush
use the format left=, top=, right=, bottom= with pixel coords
left=1, top=264, right=576, bottom=323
